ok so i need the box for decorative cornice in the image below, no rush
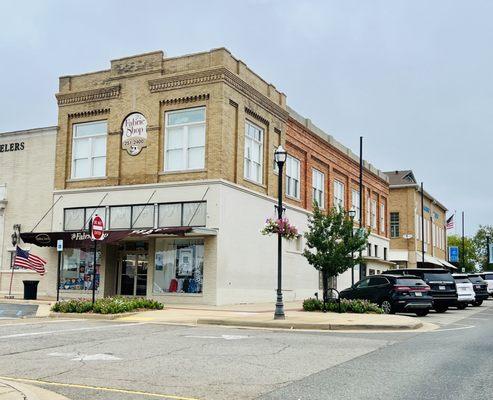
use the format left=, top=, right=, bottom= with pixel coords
left=149, top=68, right=288, bottom=122
left=56, top=85, right=121, bottom=106
left=245, top=107, right=269, bottom=127
left=68, top=108, right=110, bottom=119
left=160, top=94, right=209, bottom=106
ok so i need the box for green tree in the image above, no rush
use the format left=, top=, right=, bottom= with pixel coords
left=303, top=204, right=369, bottom=309
left=447, top=234, right=477, bottom=272
left=472, top=225, right=493, bottom=271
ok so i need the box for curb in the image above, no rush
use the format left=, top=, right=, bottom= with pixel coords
left=49, top=312, right=138, bottom=320
left=0, top=379, right=70, bottom=400
left=197, top=318, right=423, bottom=331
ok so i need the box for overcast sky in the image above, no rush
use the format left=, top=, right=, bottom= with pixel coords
left=1, top=0, right=490, bottom=235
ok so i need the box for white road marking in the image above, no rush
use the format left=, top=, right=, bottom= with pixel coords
left=467, top=317, right=489, bottom=321
left=48, top=352, right=121, bottom=361
left=0, top=319, right=85, bottom=327
left=0, top=322, right=146, bottom=340
left=428, top=325, right=475, bottom=332
left=185, top=334, right=250, bottom=340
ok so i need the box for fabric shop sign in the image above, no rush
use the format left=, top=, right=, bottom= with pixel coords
left=0, top=142, right=25, bottom=153
left=122, top=112, right=147, bottom=156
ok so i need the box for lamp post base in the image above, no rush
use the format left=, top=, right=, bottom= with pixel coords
left=274, top=292, right=285, bottom=320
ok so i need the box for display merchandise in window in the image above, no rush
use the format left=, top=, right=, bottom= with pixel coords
left=153, top=239, right=204, bottom=294
left=61, top=248, right=100, bottom=290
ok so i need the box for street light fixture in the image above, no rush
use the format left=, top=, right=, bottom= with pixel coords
left=274, top=145, right=287, bottom=320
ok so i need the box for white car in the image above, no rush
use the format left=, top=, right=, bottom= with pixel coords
left=452, top=274, right=475, bottom=309
left=480, top=272, right=493, bottom=296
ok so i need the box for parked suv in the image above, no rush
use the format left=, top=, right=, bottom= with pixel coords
left=452, top=274, right=475, bottom=309
left=339, top=274, right=433, bottom=316
left=479, top=272, right=493, bottom=297
left=468, top=274, right=489, bottom=306
left=384, top=269, right=457, bottom=313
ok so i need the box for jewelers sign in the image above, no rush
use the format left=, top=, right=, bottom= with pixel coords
left=122, top=112, right=147, bottom=155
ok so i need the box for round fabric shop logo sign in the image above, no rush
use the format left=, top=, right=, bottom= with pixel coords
left=122, top=112, right=148, bottom=156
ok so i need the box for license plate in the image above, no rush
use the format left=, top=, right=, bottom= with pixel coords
left=414, top=292, right=423, bottom=297
left=439, top=285, right=446, bottom=290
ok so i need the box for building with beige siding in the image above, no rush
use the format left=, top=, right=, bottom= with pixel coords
left=385, top=170, right=454, bottom=270
left=3, top=48, right=392, bottom=304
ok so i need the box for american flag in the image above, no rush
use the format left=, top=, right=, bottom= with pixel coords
left=446, top=214, right=455, bottom=230
left=13, top=247, right=46, bottom=275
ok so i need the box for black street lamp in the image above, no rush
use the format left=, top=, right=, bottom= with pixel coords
left=274, top=145, right=287, bottom=320
left=486, top=233, right=491, bottom=270
left=347, top=210, right=356, bottom=285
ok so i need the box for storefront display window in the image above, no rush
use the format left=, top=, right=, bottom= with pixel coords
left=132, top=205, right=154, bottom=228
left=110, top=206, right=131, bottom=229
left=153, top=239, right=204, bottom=294
left=61, top=248, right=100, bottom=291
left=183, top=202, right=206, bottom=226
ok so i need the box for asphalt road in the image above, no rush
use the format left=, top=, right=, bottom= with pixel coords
left=0, top=301, right=491, bottom=400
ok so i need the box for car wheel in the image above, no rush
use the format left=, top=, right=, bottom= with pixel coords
left=457, top=303, right=467, bottom=310
left=434, top=306, right=448, bottom=313
left=473, top=300, right=483, bottom=307
left=415, top=309, right=429, bottom=317
left=380, top=300, right=394, bottom=314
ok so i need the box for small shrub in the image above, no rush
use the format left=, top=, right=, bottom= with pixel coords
left=51, top=297, right=164, bottom=314
left=303, top=297, right=383, bottom=314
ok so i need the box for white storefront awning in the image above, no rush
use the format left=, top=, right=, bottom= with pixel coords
left=388, top=249, right=409, bottom=262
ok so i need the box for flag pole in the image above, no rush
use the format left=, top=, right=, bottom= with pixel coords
left=7, top=245, right=16, bottom=298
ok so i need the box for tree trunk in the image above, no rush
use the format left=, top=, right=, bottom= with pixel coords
left=322, top=269, right=328, bottom=312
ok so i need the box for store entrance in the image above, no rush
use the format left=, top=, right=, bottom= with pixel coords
left=117, top=243, right=148, bottom=296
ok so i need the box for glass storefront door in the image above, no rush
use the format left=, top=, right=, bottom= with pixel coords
left=119, top=252, right=148, bottom=296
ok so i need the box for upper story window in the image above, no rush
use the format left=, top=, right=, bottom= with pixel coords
left=286, top=155, right=300, bottom=199
left=164, top=107, right=206, bottom=172
left=371, top=199, right=377, bottom=229
left=333, top=180, right=345, bottom=210
left=351, top=189, right=360, bottom=222
left=390, top=212, right=400, bottom=238
left=244, top=121, right=264, bottom=184
left=72, top=121, right=107, bottom=179
left=312, top=169, right=324, bottom=208
left=380, top=201, right=386, bottom=234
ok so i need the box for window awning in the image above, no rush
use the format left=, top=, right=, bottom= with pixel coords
left=20, top=227, right=217, bottom=248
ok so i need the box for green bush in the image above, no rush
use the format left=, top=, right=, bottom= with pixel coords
left=51, top=296, right=164, bottom=314
left=303, top=298, right=383, bottom=314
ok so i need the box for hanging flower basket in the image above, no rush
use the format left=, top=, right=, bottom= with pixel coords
left=261, top=217, right=299, bottom=241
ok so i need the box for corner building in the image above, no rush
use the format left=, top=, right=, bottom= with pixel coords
left=16, top=48, right=392, bottom=304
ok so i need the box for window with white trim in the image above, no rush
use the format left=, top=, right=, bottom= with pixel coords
left=286, top=155, right=300, bottom=199
left=380, top=202, right=386, bottom=233
left=164, top=107, right=206, bottom=172
left=244, top=121, right=264, bottom=183
left=351, top=189, right=360, bottom=221
left=371, top=199, right=377, bottom=229
left=72, top=121, right=107, bottom=179
left=366, top=196, right=371, bottom=227
left=333, top=180, right=345, bottom=209
left=312, top=169, right=324, bottom=208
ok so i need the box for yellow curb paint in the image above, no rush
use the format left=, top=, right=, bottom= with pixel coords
left=0, top=376, right=201, bottom=400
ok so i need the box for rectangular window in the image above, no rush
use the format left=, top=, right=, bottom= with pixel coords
left=374, top=245, right=378, bottom=257
left=153, top=239, right=204, bottom=294
left=380, top=202, right=386, bottom=233
left=244, top=121, right=264, bottom=184
left=351, top=189, right=360, bottom=221
left=366, top=196, right=371, bottom=227
left=164, top=107, right=206, bottom=172
left=312, top=169, right=324, bottom=208
left=371, top=199, right=377, bottom=229
left=64, top=208, right=85, bottom=231
left=61, top=247, right=100, bottom=291
left=72, top=121, right=107, bottom=179
left=333, top=180, right=345, bottom=209
left=131, top=205, right=155, bottom=229
left=286, top=155, right=300, bottom=199
left=384, top=247, right=388, bottom=261
left=158, top=203, right=182, bottom=227
left=109, top=206, right=132, bottom=230
left=182, top=202, right=207, bottom=227
left=390, top=212, right=400, bottom=238
left=158, top=202, right=206, bottom=228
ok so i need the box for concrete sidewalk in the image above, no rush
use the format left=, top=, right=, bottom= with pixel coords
left=0, top=379, right=69, bottom=400
left=117, top=302, right=423, bottom=331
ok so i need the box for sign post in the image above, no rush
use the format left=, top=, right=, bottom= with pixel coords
left=56, top=240, right=63, bottom=302
left=90, top=215, right=104, bottom=304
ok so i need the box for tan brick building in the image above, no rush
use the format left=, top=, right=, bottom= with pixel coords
left=385, top=170, right=454, bottom=269
left=4, top=48, right=392, bottom=303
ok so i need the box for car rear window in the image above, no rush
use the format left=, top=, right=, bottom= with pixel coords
left=395, top=278, right=427, bottom=286
left=469, top=276, right=484, bottom=284
left=453, top=277, right=470, bottom=284
left=422, top=272, right=454, bottom=282
left=484, top=273, right=493, bottom=280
